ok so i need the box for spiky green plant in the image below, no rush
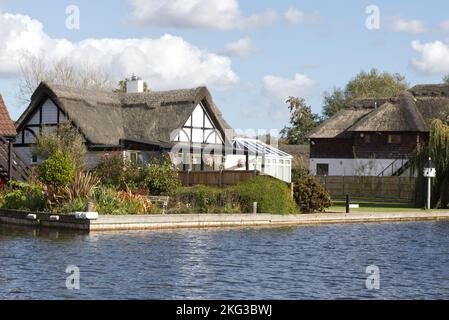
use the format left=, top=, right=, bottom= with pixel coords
left=62, top=170, right=100, bottom=202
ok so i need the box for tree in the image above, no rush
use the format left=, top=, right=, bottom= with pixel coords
left=322, top=87, right=347, bottom=119
left=17, top=54, right=115, bottom=104
left=114, top=77, right=150, bottom=93
left=322, top=69, right=409, bottom=119
left=443, top=74, right=449, bottom=84
left=33, top=121, right=87, bottom=169
left=411, top=119, right=449, bottom=208
left=280, top=97, right=321, bottom=145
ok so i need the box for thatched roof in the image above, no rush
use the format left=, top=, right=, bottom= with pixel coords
left=309, top=84, right=449, bottom=139
left=348, top=92, right=427, bottom=132
left=308, top=108, right=372, bottom=139
left=0, top=95, right=17, bottom=138
left=16, top=82, right=233, bottom=146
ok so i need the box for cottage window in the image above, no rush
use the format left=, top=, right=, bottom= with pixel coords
left=388, top=134, right=401, bottom=144
left=130, top=152, right=142, bottom=165
left=31, top=154, right=38, bottom=164
left=316, top=163, right=329, bottom=176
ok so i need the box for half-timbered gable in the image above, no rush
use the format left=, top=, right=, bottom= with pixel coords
left=173, top=102, right=224, bottom=145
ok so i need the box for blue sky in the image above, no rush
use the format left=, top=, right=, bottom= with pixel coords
left=1, top=0, right=449, bottom=134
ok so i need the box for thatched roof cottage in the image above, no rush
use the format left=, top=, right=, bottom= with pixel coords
left=308, top=84, right=449, bottom=176
left=13, top=78, right=293, bottom=182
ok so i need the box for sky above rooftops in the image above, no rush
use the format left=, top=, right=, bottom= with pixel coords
left=0, top=0, right=448, bottom=134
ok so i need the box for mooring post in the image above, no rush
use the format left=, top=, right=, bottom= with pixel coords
left=345, top=194, right=350, bottom=214
left=253, top=202, right=257, bottom=214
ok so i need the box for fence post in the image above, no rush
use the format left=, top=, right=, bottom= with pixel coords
left=290, top=182, right=294, bottom=199
left=8, top=140, right=13, bottom=180
left=345, top=194, right=350, bottom=214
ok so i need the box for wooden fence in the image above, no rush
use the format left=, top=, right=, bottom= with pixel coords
left=316, top=176, right=417, bottom=201
left=178, top=170, right=259, bottom=187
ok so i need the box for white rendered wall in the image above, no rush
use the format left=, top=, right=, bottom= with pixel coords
left=309, top=158, right=408, bottom=176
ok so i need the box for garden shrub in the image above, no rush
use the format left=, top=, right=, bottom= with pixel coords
left=33, top=121, right=87, bottom=169
left=94, top=152, right=125, bottom=187
left=2, top=181, right=47, bottom=211
left=93, top=186, right=153, bottom=215
left=169, top=176, right=298, bottom=214
left=93, top=187, right=123, bottom=214
left=38, top=152, right=75, bottom=189
left=61, top=170, right=100, bottom=202
left=141, top=159, right=180, bottom=196
left=229, top=176, right=298, bottom=214
left=293, top=175, right=332, bottom=213
left=175, top=185, right=223, bottom=213
left=94, top=155, right=180, bottom=196
left=56, top=198, right=89, bottom=213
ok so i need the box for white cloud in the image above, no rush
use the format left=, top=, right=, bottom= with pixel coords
left=128, top=0, right=277, bottom=29
left=388, top=17, right=426, bottom=34
left=284, top=8, right=323, bottom=25
left=439, top=20, right=449, bottom=32
left=220, top=38, right=257, bottom=57
left=0, top=12, right=239, bottom=89
left=410, top=40, right=449, bottom=74
left=262, top=73, right=315, bottom=104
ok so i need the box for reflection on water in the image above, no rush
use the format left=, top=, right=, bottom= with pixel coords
left=1, top=221, right=449, bottom=299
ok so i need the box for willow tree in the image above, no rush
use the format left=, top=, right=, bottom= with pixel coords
left=411, top=119, right=449, bottom=208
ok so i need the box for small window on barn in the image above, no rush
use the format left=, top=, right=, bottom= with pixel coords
left=316, top=163, right=329, bottom=176
left=31, top=154, right=38, bottom=164
left=388, top=134, right=401, bottom=144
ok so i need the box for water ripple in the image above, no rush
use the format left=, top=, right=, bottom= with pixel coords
left=1, top=222, right=449, bottom=299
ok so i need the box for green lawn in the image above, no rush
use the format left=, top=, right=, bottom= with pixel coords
left=328, top=197, right=427, bottom=213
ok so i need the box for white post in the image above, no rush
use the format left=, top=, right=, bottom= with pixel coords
left=427, top=176, right=431, bottom=210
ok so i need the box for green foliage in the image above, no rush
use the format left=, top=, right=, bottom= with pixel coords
left=322, top=87, right=348, bottom=119
left=230, top=176, right=298, bottom=214
left=94, top=152, right=125, bottom=187
left=175, top=185, right=224, bottom=213
left=292, top=162, right=309, bottom=182
left=1, top=181, right=47, bottom=211
left=56, top=198, right=88, bottom=213
left=93, top=186, right=152, bottom=215
left=141, top=159, right=180, bottom=196
left=280, top=97, right=321, bottom=145
left=170, top=176, right=297, bottom=214
left=61, top=170, right=100, bottom=202
left=33, top=121, right=86, bottom=168
left=293, top=176, right=332, bottom=213
left=95, top=155, right=180, bottom=196
left=443, top=74, right=449, bottom=85
left=345, top=69, right=408, bottom=98
left=322, top=69, right=409, bottom=118
left=411, top=119, right=449, bottom=208
left=93, top=187, right=123, bottom=214
left=38, top=152, right=75, bottom=189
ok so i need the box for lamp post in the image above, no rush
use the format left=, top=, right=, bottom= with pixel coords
left=423, top=157, right=436, bottom=210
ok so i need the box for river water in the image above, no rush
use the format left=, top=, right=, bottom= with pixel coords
left=1, top=221, right=449, bottom=299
